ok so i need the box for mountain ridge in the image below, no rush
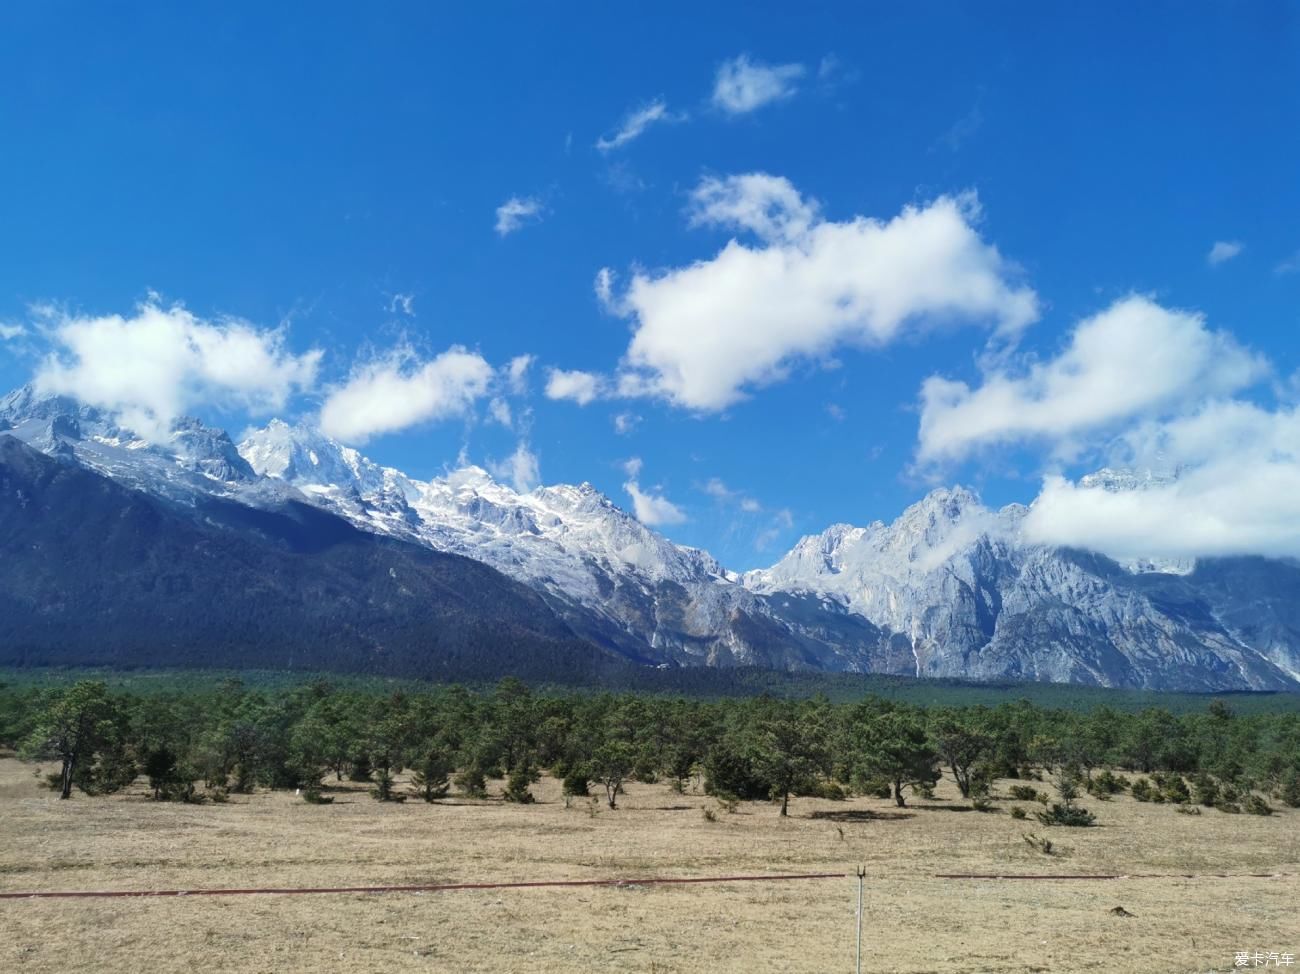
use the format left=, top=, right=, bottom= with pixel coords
left=3, top=385, right=1298, bottom=691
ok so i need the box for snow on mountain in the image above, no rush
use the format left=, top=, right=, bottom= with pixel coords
left=4, top=383, right=1299, bottom=689
left=0, top=385, right=291, bottom=509
left=744, top=482, right=1299, bottom=689
left=237, top=419, right=866, bottom=670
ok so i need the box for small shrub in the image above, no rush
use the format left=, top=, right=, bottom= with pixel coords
left=714, top=793, right=740, bottom=815
left=1174, top=803, right=1201, bottom=815
left=504, top=765, right=539, bottom=804
left=1035, top=803, right=1097, bottom=827
left=454, top=766, right=488, bottom=799
left=1244, top=794, right=1273, bottom=816
left=808, top=780, right=848, bottom=801
left=208, top=787, right=229, bottom=804
left=701, top=807, right=718, bottom=823
left=1087, top=770, right=1127, bottom=797
left=1010, top=806, right=1027, bottom=820
left=561, top=766, right=590, bottom=797
left=302, top=785, right=333, bottom=805
left=1009, top=785, right=1040, bottom=802
left=1130, top=778, right=1156, bottom=802
left=1022, top=832, right=1053, bottom=855
left=1152, top=772, right=1190, bottom=804
left=1192, top=773, right=1219, bottom=808
left=971, top=797, right=995, bottom=812
left=1216, top=801, right=1242, bottom=814
left=1219, top=782, right=1241, bottom=804
left=370, top=768, right=406, bottom=803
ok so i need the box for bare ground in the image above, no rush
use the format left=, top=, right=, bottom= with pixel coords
left=0, top=758, right=1296, bottom=973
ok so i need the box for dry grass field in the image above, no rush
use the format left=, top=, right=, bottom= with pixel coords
left=0, top=756, right=1297, bottom=973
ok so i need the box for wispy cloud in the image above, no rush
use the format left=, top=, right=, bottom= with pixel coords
left=712, top=55, right=805, bottom=115
left=495, top=196, right=545, bottom=237
left=624, top=470, right=686, bottom=526
left=1207, top=240, right=1244, bottom=266
left=596, top=98, right=681, bottom=152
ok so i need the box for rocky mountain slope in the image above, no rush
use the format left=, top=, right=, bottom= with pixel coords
left=4, top=384, right=1299, bottom=690
left=0, top=433, right=622, bottom=681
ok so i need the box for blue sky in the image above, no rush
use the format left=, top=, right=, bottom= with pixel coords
left=2, top=3, right=1299, bottom=569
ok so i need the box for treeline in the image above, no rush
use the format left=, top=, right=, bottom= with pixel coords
left=2, top=678, right=1298, bottom=815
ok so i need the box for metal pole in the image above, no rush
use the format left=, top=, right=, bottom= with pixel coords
left=855, top=865, right=865, bottom=974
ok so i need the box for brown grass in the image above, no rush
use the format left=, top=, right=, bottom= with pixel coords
left=0, top=758, right=1296, bottom=972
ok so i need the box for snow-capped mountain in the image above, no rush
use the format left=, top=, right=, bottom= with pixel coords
left=744, top=486, right=1300, bottom=689
left=236, top=418, right=888, bottom=671
left=0, top=385, right=289, bottom=509
left=4, top=383, right=1300, bottom=690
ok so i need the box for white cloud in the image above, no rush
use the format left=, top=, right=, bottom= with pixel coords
left=688, top=172, right=817, bottom=242
left=702, top=476, right=762, bottom=513
left=1206, top=240, right=1244, bottom=266
left=702, top=477, right=733, bottom=499
left=607, top=176, right=1038, bottom=411
left=488, top=397, right=512, bottom=427
left=504, top=354, right=534, bottom=394
left=488, top=441, right=541, bottom=493
left=318, top=344, right=493, bottom=443
left=1023, top=400, right=1300, bottom=560
left=33, top=298, right=320, bottom=442
left=0, top=324, right=26, bottom=340
left=596, top=99, right=679, bottom=152
left=612, top=411, right=640, bottom=435
left=622, top=456, right=643, bottom=478
left=712, top=55, right=805, bottom=114
left=544, top=368, right=605, bottom=405
left=594, top=268, right=617, bottom=311
left=624, top=478, right=686, bottom=526
left=388, top=293, right=415, bottom=316
left=494, top=196, right=545, bottom=237
left=1276, top=250, right=1300, bottom=276
left=917, top=295, right=1267, bottom=463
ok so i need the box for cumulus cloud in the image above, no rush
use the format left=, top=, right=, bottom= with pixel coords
left=33, top=298, right=320, bottom=442
left=606, top=175, right=1037, bottom=411
left=917, top=295, right=1267, bottom=463
left=495, top=196, right=545, bottom=236
left=596, top=99, right=679, bottom=152
left=318, top=344, right=493, bottom=443
left=1023, top=400, right=1300, bottom=560
left=712, top=55, right=805, bottom=114
left=544, top=368, right=605, bottom=405
left=488, top=441, right=541, bottom=492
left=1206, top=240, right=1244, bottom=266
left=688, top=172, right=818, bottom=242
left=624, top=478, right=687, bottom=526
